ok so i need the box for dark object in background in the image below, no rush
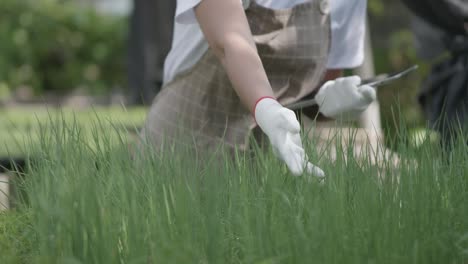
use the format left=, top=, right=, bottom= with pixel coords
left=127, top=0, right=176, bottom=105
left=402, top=0, right=468, bottom=36
left=410, top=15, right=448, bottom=61
left=0, top=158, right=26, bottom=173
left=419, top=38, right=468, bottom=150
left=402, top=0, right=468, bottom=150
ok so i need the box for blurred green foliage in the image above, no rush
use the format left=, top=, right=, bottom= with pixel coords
left=367, top=0, right=435, bottom=140
left=0, top=0, right=126, bottom=95
left=368, top=0, right=385, bottom=16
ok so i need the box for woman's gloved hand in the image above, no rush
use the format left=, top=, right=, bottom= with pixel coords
left=255, top=97, right=325, bottom=178
left=315, top=76, right=376, bottom=120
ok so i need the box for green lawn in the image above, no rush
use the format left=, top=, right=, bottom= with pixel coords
left=0, top=109, right=467, bottom=263
left=0, top=107, right=146, bottom=157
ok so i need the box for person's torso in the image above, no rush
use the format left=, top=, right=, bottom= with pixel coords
left=163, top=0, right=313, bottom=84
left=163, top=0, right=366, bottom=84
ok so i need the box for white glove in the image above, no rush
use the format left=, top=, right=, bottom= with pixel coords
left=315, top=76, right=377, bottom=120
left=255, top=98, right=325, bottom=178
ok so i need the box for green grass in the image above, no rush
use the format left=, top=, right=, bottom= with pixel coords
left=1, top=114, right=468, bottom=263
left=0, top=211, right=35, bottom=263
left=0, top=107, right=146, bottom=157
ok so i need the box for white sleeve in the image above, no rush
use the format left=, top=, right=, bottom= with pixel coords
left=175, top=0, right=202, bottom=24
left=176, top=0, right=247, bottom=24
left=327, top=0, right=367, bottom=69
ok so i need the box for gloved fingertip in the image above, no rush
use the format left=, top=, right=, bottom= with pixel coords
left=358, top=85, right=377, bottom=101
left=333, top=77, right=347, bottom=82
left=288, top=164, right=304, bottom=176
left=306, top=163, right=326, bottom=178
left=322, top=79, right=336, bottom=87
left=284, top=154, right=304, bottom=176
left=347, top=75, right=362, bottom=86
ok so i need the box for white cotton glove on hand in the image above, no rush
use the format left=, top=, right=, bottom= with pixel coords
left=315, top=76, right=377, bottom=121
left=255, top=98, right=325, bottom=178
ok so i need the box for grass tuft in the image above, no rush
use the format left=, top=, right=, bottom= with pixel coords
left=1, top=113, right=468, bottom=263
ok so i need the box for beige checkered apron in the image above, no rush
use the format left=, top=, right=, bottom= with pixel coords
left=140, top=0, right=330, bottom=153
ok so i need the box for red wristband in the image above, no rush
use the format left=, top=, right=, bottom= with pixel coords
left=253, top=96, right=276, bottom=121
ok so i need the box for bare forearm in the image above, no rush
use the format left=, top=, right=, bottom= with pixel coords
left=221, top=37, right=274, bottom=111
left=195, top=0, right=274, bottom=113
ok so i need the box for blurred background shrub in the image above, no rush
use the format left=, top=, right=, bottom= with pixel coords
left=367, top=0, right=433, bottom=140
left=0, top=0, right=126, bottom=96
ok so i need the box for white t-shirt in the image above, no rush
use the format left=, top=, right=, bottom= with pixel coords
left=163, top=0, right=367, bottom=84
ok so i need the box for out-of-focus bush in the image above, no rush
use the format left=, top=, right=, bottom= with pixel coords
left=0, top=0, right=126, bottom=96
left=367, top=0, right=433, bottom=142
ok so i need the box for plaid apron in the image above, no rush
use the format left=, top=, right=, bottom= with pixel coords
left=140, top=0, right=330, bottom=152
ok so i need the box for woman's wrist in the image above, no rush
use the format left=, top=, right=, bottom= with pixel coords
left=253, top=96, right=277, bottom=116
left=254, top=97, right=282, bottom=129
